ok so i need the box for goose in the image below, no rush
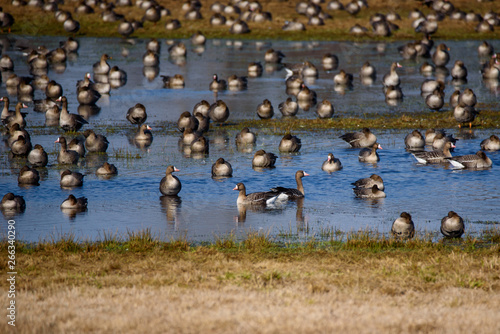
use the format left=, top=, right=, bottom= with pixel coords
left=190, top=136, right=209, bottom=153
left=126, top=103, right=147, bottom=125
left=385, top=85, right=403, bottom=100
left=333, top=69, right=353, bottom=86
left=420, top=62, right=435, bottom=76
left=256, top=99, right=274, bottom=119
left=55, top=137, right=79, bottom=164
left=353, top=185, right=386, bottom=198
left=135, top=124, right=153, bottom=143
left=382, top=62, right=402, bottom=87
left=194, top=112, right=210, bottom=133
left=446, top=151, right=492, bottom=169
left=47, top=48, right=67, bottom=64
left=352, top=174, right=384, bottom=191
left=425, top=88, right=444, bottom=111
left=162, top=74, right=185, bottom=89
left=264, top=49, right=285, bottom=63
left=227, top=75, right=248, bottom=90
left=4, top=101, right=28, bottom=129
left=233, top=183, right=285, bottom=206
left=478, top=41, right=494, bottom=58
left=286, top=75, right=304, bottom=89
left=279, top=98, right=298, bottom=117
left=458, top=88, right=477, bottom=107
left=482, top=58, right=500, bottom=79
left=60, top=194, right=87, bottom=210
left=96, top=162, right=118, bottom=176
left=432, top=43, right=450, bottom=67
left=68, top=138, right=85, bottom=157
left=57, top=96, right=88, bottom=131
left=340, top=128, right=377, bottom=148
left=177, top=111, right=199, bottom=132
left=279, top=134, right=301, bottom=153
left=440, top=211, right=465, bottom=238
left=322, top=153, right=342, bottom=172
left=358, top=143, right=382, bottom=163
left=143, top=50, right=159, bottom=67
left=252, top=150, right=277, bottom=168
left=212, top=157, right=233, bottom=177
left=193, top=100, right=210, bottom=117
left=28, top=144, right=48, bottom=167
left=60, top=37, right=79, bottom=53
left=432, top=132, right=458, bottom=150
left=77, top=83, right=101, bottom=105
left=209, top=74, right=227, bottom=91
left=412, top=141, right=455, bottom=164
left=451, top=60, right=467, bottom=80
left=322, top=53, right=339, bottom=70
left=159, top=165, right=181, bottom=196
left=109, top=66, right=127, bottom=83
left=235, top=127, right=256, bottom=145
left=316, top=100, right=334, bottom=118
left=10, top=135, right=32, bottom=156
left=391, top=212, right=415, bottom=239
left=83, top=129, right=109, bottom=153
left=270, top=170, right=309, bottom=199
left=0, top=55, right=14, bottom=71
left=0, top=7, right=15, bottom=33
left=405, top=130, right=425, bottom=149
left=454, top=101, right=478, bottom=128
left=248, top=62, right=263, bottom=77
left=93, top=54, right=112, bottom=75
left=7, top=124, right=30, bottom=147
left=208, top=100, right=229, bottom=123
left=480, top=135, right=500, bottom=151
left=190, top=31, right=206, bottom=45
left=18, top=166, right=40, bottom=185
left=165, top=19, right=181, bottom=30
left=63, top=16, right=80, bottom=33
left=360, top=61, right=376, bottom=78
left=45, top=80, right=63, bottom=99
left=297, top=84, right=317, bottom=101
left=449, top=90, right=460, bottom=108
left=0, top=193, right=25, bottom=212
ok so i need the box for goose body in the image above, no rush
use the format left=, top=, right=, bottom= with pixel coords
left=480, top=135, right=500, bottom=151
left=382, top=62, right=402, bottom=87
left=412, top=142, right=455, bottom=164
left=0, top=193, right=25, bottom=212
left=440, top=211, right=464, bottom=238
left=340, top=128, right=377, bottom=148
left=279, top=134, right=301, bottom=153
left=83, top=129, right=109, bottom=153
left=96, top=162, right=117, bottom=175
left=126, top=103, right=147, bottom=125
left=279, top=98, right=298, bottom=117
left=60, top=194, right=88, bottom=210
left=270, top=170, right=309, bottom=199
left=233, top=183, right=285, bottom=206
left=353, top=185, right=386, bottom=198
left=208, top=100, right=229, bottom=123
left=446, top=151, right=492, bottom=169
left=322, top=153, right=342, bottom=172
left=28, top=144, right=48, bottom=167
left=252, top=150, right=277, bottom=168
left=212, top=158, right=233, bottom=177
left=256, top=99, right=274, bottom=119
left=18, top=166, right=40, bottom=185
left=235, top=127, right=256, bottom=145
left=159, top=165, right=181, bottom=196
left=352, top=174, right=384, bottom=191
left=58, top=96, right=88, bottom=132
left=316, top=100, right=334, bottom=118
left=405, top=130, right=425, bottom=149
left=391, top=212, right=415, bottom=239
left=55, top=137, right=79, bottom=164
left=358, top=143, right=382, bottom=163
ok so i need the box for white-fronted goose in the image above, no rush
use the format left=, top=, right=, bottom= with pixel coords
left=8, top=124, right=30, bottom=147
left=143, top=50, right=159, bottom=67
left=191, top=31, right=206, bottom=45
left=248, top=62, right=263, bottom=77
left=405, top=130, right=425, bottom=149
left=227, top=74, right=247, bottom=90
left=194, top=112, right=210, bottom=133
left=441, top=211, right=465, bottom=238
left=316, top=100, right=334, bottom=118
left=18, top=165, right=40, bottom=185
left=270, top=170, right=309, bottom=199
left=446, top=151, right=492, bottom=169
left=208, top=100, right=229, bottom=123
left=449, top=90, right=460, bottom=108
left=391, top=212, right=415, bottom=239
left=256, top=99, right=274, bottom=119
left=233, top=182, right=284, bottom=206
left=412, top=141, right=455, bottom=164
left=109, top=66, right=127, bottom=81
left=57, top=96, right=88, bottom=132
left=0, top=193, right=25, bottom=212
left=264, top=49, right=285, bottom=63
left=322, top=53, right=338, bottom=71
left=28, top=144, right=48, bottom=167
left=382, top=62, right=402, bottom=87
left=454, top=101, right=478, bottom=128
left=96, top=162, right=117, bottom=175
left=252, top=150, right=277, bottom=168
left=385, top=85, right=403, bottom=100
left=190, top=136, right=209, bottom=153
left=159, top=165, right=181, bottom=196
left=458, top=88, right=477, bottom=107
left=60, top=194, right=87, bottom=210
left=480, top=135, right=500, bottom=151
left=333, top=69, right=354, bottom=86
left=352, top=174, right=384, bottom=191
left=4, top=102, right=28, bottom=129
left=55, top=137, right=79, bottom=164
left=212, top=157, right=233, bottom=177
left=83, top=129, right=109, bottom=153
left=209, top=74, right=227, bottom=91
left=478, top=41, right=494, bottom=58
left=482, top=58, right=500, bottom=79
left=279, top=98, right=298, bottom=117
left=322, top=153, right=342, bottom=172
left=425, top=87, right=444, bottom=111
left=432, top=132, right=457, bottom=150
left=68, top=138, right=85, bottom=157
left=235, top=127, right=256, bottom=145
left=279, top=134, right=301, bottom=153
left=10, top=135, right=32, bottom=156
left=360, top=61, right=376, bottom=78
left=93, top=54, right=112, bottom=75
left=162, top=74, right=185, bottom=89
left=358, top=143, right=382, bottom=163
left=177, top=111, right=199, bottom=132
left=193, top=100, right=210, bottom=117
left=420, top=62, right=435, bottom=76
left=135, top=124, right=153, bottom=143
left=353, top=185, right=386, bottom=198
left=297, top=84, right=317, bottom=101
left=340, top=128, right=377, bottom=148
left=432, top=43, right=450, bottom=67
left=126, top=103, right=147, bottom=125
left=45, top=80, right=63, bottom=99
left=451, top=60, right=467, bottom=80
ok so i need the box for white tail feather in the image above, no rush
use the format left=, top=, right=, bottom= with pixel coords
left=447, top=159, right=465, bottom=169
left=284, top=68, right=294, bottom=80
left=412, top=154, right=428, bottom=164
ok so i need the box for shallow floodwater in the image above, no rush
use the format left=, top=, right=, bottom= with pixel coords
left=0, top=35, right=499, bottom=242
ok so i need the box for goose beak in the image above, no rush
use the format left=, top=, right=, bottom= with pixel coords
left=56, top=96, right=62, bottom=101
left=55, top=137, right=60, bottom=143
left=378, top=144, right=383, bottom=149
left=304, top=172, right=310, bottom=176
left=451, top=143, right=456, bottom=148
left=397, top=63, right=402, bottom=68
left=146, top=125, right=152, bottom=130
left=22, top=103, right=28, bottom=108
left=233, top=185, right=238, bottom=190
left=174, top=167, right=180, bottom=172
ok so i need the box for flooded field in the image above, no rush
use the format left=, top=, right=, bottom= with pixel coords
left=0, top=35, right=499, bottom=242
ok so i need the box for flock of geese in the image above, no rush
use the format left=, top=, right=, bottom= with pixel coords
left=1, top=1, right=500, bottom=238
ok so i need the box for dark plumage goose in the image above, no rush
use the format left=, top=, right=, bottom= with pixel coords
left=279, top=134, right=301, bottom=153
left=191, top=31, right=206, bottom=45
left=209, top=74, right=227, bottom=91
left=391, top=212, right=415, bottom=239
left=235, top=127, right=256, bottom=145
left=458, top=88, right=477, bottom=107
left=454, top=101, right=478, bottom=128
left=252, top=150, right=277, bottom=168
left=446, top=151, right=492, bottom=169
left=316, top=100, right=334, bottom=119
left=10, top=135, right=32, bottom=156
left=162, top=74, right=185, bottom=89
left=480, top=135, right=500, bottom=151
left=117, top=20, right=134, bottom=37
left=270, top=170, right=309, bottom=199
left=194, top=112, right=209, bottom=133
left=425, top=87, right=444, bottom=111
left=0, top=7, right=15, bottom=33
left=385, top=85, right=403, bottom=100
left=57, top=96, right=88, bottom=132
left=353, top=185, right=386, bottom=198
left=165, top=19, right=181, bottom=31
left=83, top=129, right=109, bottom=153
left=7, top=124, right=30, bottom=147
left=212, top=157, right=233, bottom=177
left=63, top=17, right=80, bottom=33
left=68, top=138, right=85, bottom=157
left=451, top=60, right=467, bottom=80
left=412, top=141, right=455, bottom=164
left=441, top=211, right=465, bottom=238
left=333, top=69, right=353, bottom=86
left=60, top=37, right=79, bottom=53
left=382, top=62, right=402, bottom=87
left=0, top=193, right=25, bottom=212
left=352, top=174, right=384, bottom=191
left=77, top=83, right=101, bottom=105
left=322, top=153, right=342, bottom=172
left=432, top=43, right=450, bottom=67
left=159, top=165, right=182, bottom=196
left=28, top=144, right=48, bottom=167
left=179, top=128, right=198, bottom=146
left=60, top=194, right=87, bottom=210
left=55, top=137, right=79, bottom=164
left=264, top=49, right=285, bottom=63
left=482, top=58, right=500, bottom=80
left=233, top=182, right=284, bottom=206
left=177, top=111, right=199, bottom=132
left=256, top=99, right=274, bottom=119
left=1, top=96, right=14, bottom=121
left=96, top=162, right=117, bottom=176
left=208, top=100, right=229, bottom=123
left=45, top=80, right=63, bottom=99
left=93, top=54, right=112, bottom=75
left=340, top=128, right=377, bottom=148
left=358, top=143, right=382, bottom=163
left=126, top=103, right=147, bottom=125
left=420, top=62, right=435, bottom=76
left=4, top=102, right=28, bottom=129
left=18, top=166, right=40, bottom=185
left=405, top=130, right=425, bottom=149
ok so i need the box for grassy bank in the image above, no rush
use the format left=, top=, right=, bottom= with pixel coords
left=4, top=0, right=500, bottom=41
left=1, top=229, right=499, bottom=333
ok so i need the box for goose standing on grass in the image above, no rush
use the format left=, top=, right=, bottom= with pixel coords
left=256, top=99, right=274, bottom=119
left=382, top=62, right=402, bottom=87
left=212, top=157, right=233, bottom=177
left=391, top=212, right=415, bottom=239
left=340, top=128, right=377, bottom=148
left=57, top=96, right=88, bottom=132
left=405, top=130, right=425, bottom=150
left=60, top=194, right=88, bottom=210
left=279, top=97, right=298, bottom=117
left=458, top=88, right=477, bottom=107
left=322, top=153, right=342, bottom=172
left=480, top=135, right=500, bottom=151
left=159, top=165, right=181, bottom=196
left=55, top=137, right=79, bottom=164
left=126, top=103, right=147, bottom=125
left=358, top=143, right=382, bottom=163
left=28, top=144, right=48, bottom=167
left=252, top=150, right=277, bottom=168
left=235, top=127, right=256, bottom=145
left=446, top=151, right=492, bottom=169
left=270, top=170, right=309, bottom=199
left=96, top=162, right=118, bottom=176
left=440, top=211, right=465, bottom=238
left=233, top=182, right=285, bottom=206
left=353, top=185, right=386, bottom=199
left=83, top=129, right=109, bottom=153
left=412, top=141, right=455, bottom=164
left=352, top=174, right=384, bottom=191
left=279, top=134, right=301, bottom=153
left=454, top=101, right=478, bottom=128
left=18, top=166, right=40, bottom=186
